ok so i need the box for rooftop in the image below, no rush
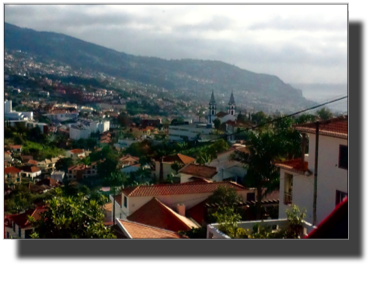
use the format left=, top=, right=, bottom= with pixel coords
left=70, top=149, right=85, bottom=154
left=128, top=198, right=198, bottom=232
left=4, top=167, right=21, bottom=174
left=158, top=153, right=196, bottom=164
left=179, top=164, right=218, bottom=179
left=121, top=181, right=247, bottom=197
left=294, top=116, right=348, bottom=139
left=274, top=158, right=310, bottom=174
left=117, top=219, right=186, bottom=239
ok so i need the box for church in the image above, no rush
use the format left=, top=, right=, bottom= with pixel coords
left=207, top=90, right=237, bottom=126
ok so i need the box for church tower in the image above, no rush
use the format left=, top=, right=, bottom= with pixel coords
left=208, top=90, right=217, bottom=125
left=228, top=91, right=236, bottom=116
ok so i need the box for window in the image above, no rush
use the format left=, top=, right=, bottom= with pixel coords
left=12, top=221, right=15, bottom=232
left=19, top=226, right=21, bottom=237
left=336, top=190, right=348, bottom=206
left=124, top=196, right=127, bottom=208
left=339, top=145, right=348, bottom=170
left=284, top=173, right=293, bottom=205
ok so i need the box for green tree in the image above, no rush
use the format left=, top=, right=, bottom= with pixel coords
left=316, top=107, right=333, bottom=120
left=171, top=161, right=184, bottom=174
left=208, top=185, right=242, bottom=206
left=213, top=118, right=221, bottom=130
left=213, top=207, right=242, bottom=238
left=55, top=157, right=75, bottom=172
left=29, top=189, right=116, bottom=238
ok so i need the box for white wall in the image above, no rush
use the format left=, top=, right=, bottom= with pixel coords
left=279, top=134, right=348, bottom=225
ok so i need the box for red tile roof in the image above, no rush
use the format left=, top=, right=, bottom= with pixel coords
left=11, top=145, right=22, bottom=149
left=4, top=167, right=21, bottom=174
left=294, top=116, right=348, bottom=139
left=117, top=219, right=185, bottom=239
left=5, top=151, right=12, bottom=155
left=121, top=181, right=247, bottom=197
left=70, top=149, right=85, bottom=154
left=274, top=158, right=310, bottom=174
left=7, top=207, right=47, bottom=229
left=179, top=164, right=217, bottom=179
left=128, top=198, right=197, bottom=232
left=20, top=166, right=41, bottom=173
left=35, top=177, right=60, bottom=187
left=158, top=153, right=195, bottom=164
left=27, top=159, right=39, bottom=166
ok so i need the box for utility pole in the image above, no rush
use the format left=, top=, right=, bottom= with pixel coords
left=313, top=122, right=320, bottom=225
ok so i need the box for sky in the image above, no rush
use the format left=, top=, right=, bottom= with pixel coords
left=4, top=4, right=348, bottom=85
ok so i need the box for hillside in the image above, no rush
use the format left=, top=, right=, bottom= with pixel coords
left=5, top=22, right=316, bottom=111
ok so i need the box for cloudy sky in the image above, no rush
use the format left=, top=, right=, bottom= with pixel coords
left=5, top=4, right=347, bottom=85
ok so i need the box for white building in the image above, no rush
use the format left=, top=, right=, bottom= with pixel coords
left=4, top=100, right=33, bottom=121
left=168, top=122, right=214, bottom=142
left=90, top=120, right=110, bottom=134
left=275, top=116, right=348, bottom=225
left=207, top=143, right=249, bottom=184
left=69, top=125, right=91, bottom=140
left=110, top=181, right=251, bottom=220
left=51, top=171, right=65, bottom=182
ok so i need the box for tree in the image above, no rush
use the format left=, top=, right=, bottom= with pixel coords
left=29, top=189, right=116, bottom=238
left=208, top=185, right=242, bottom=206
left=316, top=107, right=333, bottom=120
left=213, top=118, right=221, bottom=130
left=213, top=207, right=242, bottom=238
left=295, top=113, right=317, bottom=125
left=171, top=161, right=184, bottom=174
left=55, top=157, right=75, bottom=172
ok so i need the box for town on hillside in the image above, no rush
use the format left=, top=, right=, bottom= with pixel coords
left=3, top=4, right=349, bottom=237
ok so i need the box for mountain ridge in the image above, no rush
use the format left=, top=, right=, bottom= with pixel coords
left=5, top=22, right=315, bottom=111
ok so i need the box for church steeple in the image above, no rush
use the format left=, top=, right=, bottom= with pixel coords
left=209, top=89, right=216, bottom=104
left=228, top=91, right=235, bottom=116
left=208, top=90, right=217, bottom=125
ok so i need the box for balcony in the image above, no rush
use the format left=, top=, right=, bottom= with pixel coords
left=207, top=219, right=316, bottom=239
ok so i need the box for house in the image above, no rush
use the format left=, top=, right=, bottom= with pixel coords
left=207, top=143, right=250, bottom=184
left=275, top=116, right=348, bottom=225
left=65, top=149, right=86, bottom=159
left=29, top=177, right=62, bottom=193
left=21, top=155, right=34, bottom=163
left=178, top=163, right=220, bottom=183
left=187, top=188, right=279, bottom=225
left=154, top=153, right=195, bottom=180
left=51, top=170, right=65, bottom=181
left=67, top=162, right=99, bottom=180
left=4, top=167, right=22, bottom=184
left=20, top=166, right=42, bottom=179
left=127, top=197, right=199, bottom=233
left=4, top=151, right=13, bottom=162
left=305, top=197, right=348, bottom=239
left=110, top=181, right=251, bottom=220
left=223, top=120, right=252, bottom=142
left=4, top=207, right=47, bottom=239
left=11, top=145, right=22, bottom=154
left=119, top=154, right=140, bottom=168
left=116, top=219, right=186, bottom=239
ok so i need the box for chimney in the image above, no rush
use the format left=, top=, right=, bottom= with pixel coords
left=177, top=203, right=186, bottom=217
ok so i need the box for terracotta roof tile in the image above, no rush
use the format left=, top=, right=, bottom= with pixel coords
left=4, top=167, right=21, bottom=174
left=20, top=166, right=41, bottom=173
left=27, top=159, right=39, bottom=166
left=70, top=149, right=85, bottom=154
left=121, top=181, right=247, bottom=197
left=158, top=153, right=195, bottom=164
left=11, top=145, right=22, bottom=149
left=275, top=158, right=310, bottom=174
left=117, top=219, right=185, bottom=239
left=128, top=198, right=198, bottom=232
left=7, top=207, right=47, bottom=229
left=179, top=164, right=217, bottom=179
left=294, top=116, right=348, bottom=139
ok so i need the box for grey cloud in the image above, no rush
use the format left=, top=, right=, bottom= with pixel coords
left=249, top=15, right=347, bottom=31
left=174, top=15, right=235, bottom=32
